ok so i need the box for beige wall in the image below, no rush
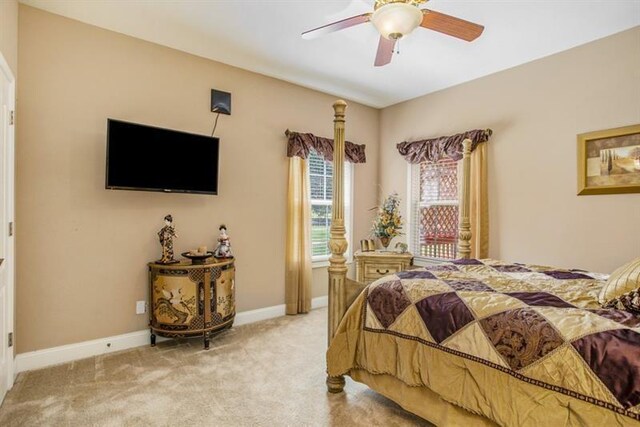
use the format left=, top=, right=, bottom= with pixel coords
left=380, top=27, right=640, bottom=274
left=0, top=0, right=18, bottom=76
left=16, top=6, right=379, bottom=353
left=16, top=5, right=639, bottom=354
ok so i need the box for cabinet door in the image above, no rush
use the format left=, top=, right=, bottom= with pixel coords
left=216, top=267, right=235, bottom=320
left=152, top=272, right=197, bottom=326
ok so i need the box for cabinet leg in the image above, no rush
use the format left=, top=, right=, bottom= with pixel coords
left=150, top=332, right=156, bottom=347
left=203, top=332, right=210, bottom=350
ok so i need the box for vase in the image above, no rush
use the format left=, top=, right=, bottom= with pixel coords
left=379, top=236, right=391, bottom=250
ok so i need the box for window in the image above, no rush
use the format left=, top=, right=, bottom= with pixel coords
left=410, top=159, right=459, bottom=260
left=309, top=150, right=352, bottom=264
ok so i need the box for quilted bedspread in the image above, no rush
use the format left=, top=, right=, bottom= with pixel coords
left=327, top=259, right=640, bottom=426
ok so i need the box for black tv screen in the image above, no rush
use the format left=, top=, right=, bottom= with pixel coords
left=106, top=119, right=219, bottom=195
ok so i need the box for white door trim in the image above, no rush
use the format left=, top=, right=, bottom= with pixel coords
left=0, top=52, right=16, bottom=393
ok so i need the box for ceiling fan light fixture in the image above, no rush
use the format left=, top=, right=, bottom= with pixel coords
left=371, top=2, right=423, bottom=40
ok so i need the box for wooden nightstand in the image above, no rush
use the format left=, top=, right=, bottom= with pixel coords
left=355, top=251, right=413, bottom=285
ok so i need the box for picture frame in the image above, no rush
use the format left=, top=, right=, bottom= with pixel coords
left=577, top=124, right=640, bottom=195
left=360, top=239, right=377, bottom=252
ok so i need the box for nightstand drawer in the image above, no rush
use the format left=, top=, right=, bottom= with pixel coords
left=355, top=250, right=413, bottom=285
left=364, top=262, right=402, bottom=279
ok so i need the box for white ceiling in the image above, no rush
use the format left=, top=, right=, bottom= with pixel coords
left=20, top=0, right=640, bottom=108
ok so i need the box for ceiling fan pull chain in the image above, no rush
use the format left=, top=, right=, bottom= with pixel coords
left=396, top=39, right=401, bottom=55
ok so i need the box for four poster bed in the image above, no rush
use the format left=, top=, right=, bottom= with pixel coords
left=324, top=101, right=640, bottom=426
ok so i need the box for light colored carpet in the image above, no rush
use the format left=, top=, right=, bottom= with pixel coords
left=0, top=308, right=432, bottom=426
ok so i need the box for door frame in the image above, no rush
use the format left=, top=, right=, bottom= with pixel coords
left=0, top=51, right=16, bottom=392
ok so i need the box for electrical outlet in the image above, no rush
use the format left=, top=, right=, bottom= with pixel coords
left=136, top=300, right=147, bottom=315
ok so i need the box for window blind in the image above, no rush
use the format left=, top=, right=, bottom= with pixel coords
left=309, top=150, right=352, bottom=262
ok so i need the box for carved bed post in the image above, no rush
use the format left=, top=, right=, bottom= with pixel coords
left=457, top=138, right=472, bottom=259
left=326, top=100, right=348, bottom=393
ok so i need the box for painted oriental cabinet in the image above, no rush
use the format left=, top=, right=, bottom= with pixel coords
left=148, top=258, right=235, bottom=349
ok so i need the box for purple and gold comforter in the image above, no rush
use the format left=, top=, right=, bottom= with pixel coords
left=327, top=259, right=640, bottom=426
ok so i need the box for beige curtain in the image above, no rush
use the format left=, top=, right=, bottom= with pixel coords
left=469, top=143, right=489, bottom=259
left=285, top=156, right=312, bottom=314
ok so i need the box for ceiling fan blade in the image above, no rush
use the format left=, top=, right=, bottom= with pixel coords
left=302, top=13, right=371, bottom=40
left=374, top=36, right=396, bottom=67
left=420, top=9, right=484, bottom=42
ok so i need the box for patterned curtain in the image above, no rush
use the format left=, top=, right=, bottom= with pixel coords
left=286, top=130, right=366, bottom=164
left=396, top=129, right=492, bottom=164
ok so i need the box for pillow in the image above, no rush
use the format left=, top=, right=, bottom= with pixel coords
left=599, top=257, right=640, bottom=308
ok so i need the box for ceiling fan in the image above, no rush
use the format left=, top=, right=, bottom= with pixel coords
left=302, top=0, right=484, bottom=67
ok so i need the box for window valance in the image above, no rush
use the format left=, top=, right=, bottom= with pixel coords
left=396, top=129, right=492, bottom=164
left=285, top=130, right=366, bottom=164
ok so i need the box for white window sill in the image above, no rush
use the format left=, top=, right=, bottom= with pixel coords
left=413, top=256, right=453, bottom=266
left=312, top=259, right=330, bottom=268
left=312, top=258, right=353, bottom=269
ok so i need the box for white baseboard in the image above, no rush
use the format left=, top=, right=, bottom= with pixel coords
left=14, top=295, right=329, bottom=374
left=14, top=330, right=164, bottom=374
left=234, top=295, right=327, bottom=326
left=234, top=304, right=285, bottom=326
left=311, top=295, right=328, bottom=310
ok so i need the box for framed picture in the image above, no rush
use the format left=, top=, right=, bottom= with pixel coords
left=360, top=239, right=377, bottom=252
left=577, top=124, right=640, bottom=195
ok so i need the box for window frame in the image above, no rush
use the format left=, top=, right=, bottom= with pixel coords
left=308, top=150, right=353, bottom=267
left=408, top=160, right=461, bottom=264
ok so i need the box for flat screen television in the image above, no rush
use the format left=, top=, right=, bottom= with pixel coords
left=106, top=119, right=219, bottom=195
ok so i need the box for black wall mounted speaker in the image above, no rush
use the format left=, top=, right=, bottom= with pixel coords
left=211, top=89, right=231, bottom=115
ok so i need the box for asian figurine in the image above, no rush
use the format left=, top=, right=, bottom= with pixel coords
left=213, top=224, right=233, bottom=258
left=395, top=242, right=408, bottom=254
left=157, top=214, right=179, bottom=264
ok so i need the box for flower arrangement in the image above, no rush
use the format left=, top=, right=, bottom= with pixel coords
left=371, top=192, right=403, bottom=248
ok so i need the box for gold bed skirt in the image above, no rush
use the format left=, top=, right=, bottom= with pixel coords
left=350, top=369, right=497, bottom=426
